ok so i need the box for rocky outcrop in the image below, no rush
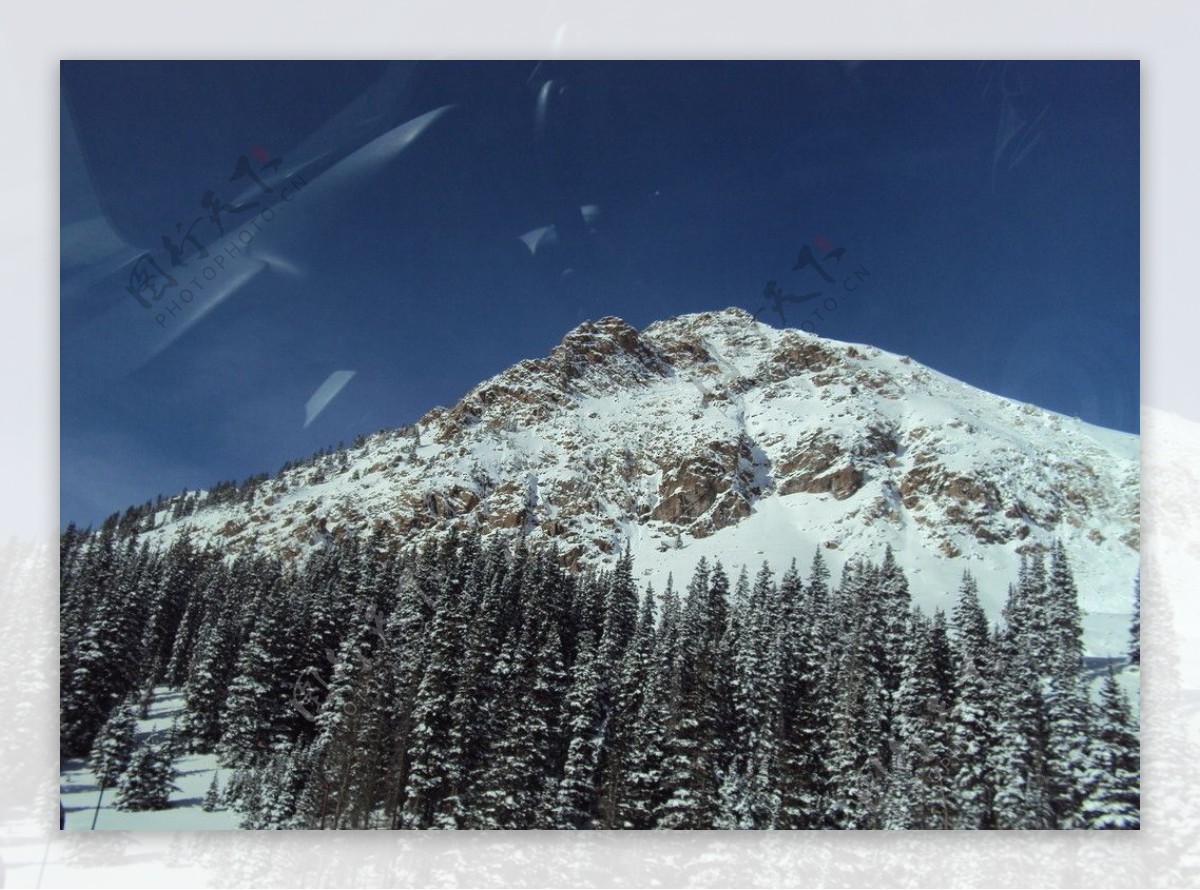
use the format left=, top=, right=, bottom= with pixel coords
left=776, top=431, right=864, bottom=500
left=780, top=467, right=858, bottom=500
left=758, top=331, right=840, bottom=381
left=651, top=439, right=755, bottom=531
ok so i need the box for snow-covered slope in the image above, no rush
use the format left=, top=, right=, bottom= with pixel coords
left=61, top=688, right=239, bottom=830
left=142, top=308, right=1140, bottom=655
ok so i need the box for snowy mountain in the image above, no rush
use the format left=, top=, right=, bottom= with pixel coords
left=142, top=307, right=1139, bottom=655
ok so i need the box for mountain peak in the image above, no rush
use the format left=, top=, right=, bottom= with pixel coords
left=554, top=314, right=651, bottom=370
left=146, top=309, right=1139, bottom=654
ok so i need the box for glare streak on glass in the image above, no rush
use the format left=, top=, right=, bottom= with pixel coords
left=304, top=370, right=357, bottom=428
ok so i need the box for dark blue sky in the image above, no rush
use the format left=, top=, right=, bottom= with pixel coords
left=60, top=61, right=1139, bottom=528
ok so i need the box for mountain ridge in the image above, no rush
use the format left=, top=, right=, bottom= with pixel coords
left=136, top=307, right=1140, bottom=654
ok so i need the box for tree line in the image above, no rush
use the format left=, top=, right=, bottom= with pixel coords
left=60, top=518, right=1139, bottom=829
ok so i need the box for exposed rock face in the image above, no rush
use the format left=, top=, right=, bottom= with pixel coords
left=778, top=430, right=860, bottom=499
left=759, top=332, right=839, bottom=381
left=143, top=307, right=1139, bottom=621
left=650, top=438, right=757, bottom=535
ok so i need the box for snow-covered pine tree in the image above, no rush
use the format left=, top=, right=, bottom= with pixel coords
left=600, top=545, right=638, bottom=665
left=234, top=759, right=269, bottom=828
left=305, top=588, right=396, bottom=829
left=201, top=771, right=222, bottom=812
left=219, top=573, right=296, bottom=765
left=266, top=745, right=322, bottom=828
left=118, top=538, right=160, bottom=704
left=138, top=531, right=205, bottom=686
left=553, top=631, right=605, bottom=829
left=180, top=580, right=242, bottom=753
left=221, top=767, right=247, bottom=807
left=162, top=559, right=218, bottom=688
left=727, top=565, right=770, bottom=764
left=824, top=559, right=890, bottom=829
left=656, top=559, right=724, bottom=830
left=1042, top=544, right=1091, bottom=828
left=948, top=652, right=992, bottom=828
left=950, top=571, right=991, bottom=673
left=715, top=565, right=750, bottom=830
left=61, top=499, right=1135, bottom=833
left=114, top=738, right=178, bottom=811
left=1080, top=670, right=1140, bottom=829
left=774, top=558, right=829, bottom=829
left=61, top=519, right=127, bottom=754
left=929, top=608, right=955, bottom=704
left=1005, top=552, right=1048, bottom=664
left=621, top=577, right=678, bottom=829
left=402, top=542, right=473, bottom=829
left=1045, top=541, right=1085, bottom=675
left=945, top=570, right=995, bottom=828
left=437, top=548, right=517, bottom=828
left=472, top=608, right=567, bottom=829
left=878, top=545, right=913, bottom=701
left=239, top=747, right=317, bottom=829
left=885, top=608, right=951, bottom=829
left=600, top=582, right=657, bottom=828
left=705, top=562, right=737, bottom=783
left=88, top=696, right=139, bottom=789
left=987, top=617, right=1053, bottom=829
left=721, top=562, right=781, bottom=829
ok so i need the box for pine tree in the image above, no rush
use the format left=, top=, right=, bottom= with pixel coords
left=307, top=603, right=391, bottom=828
left=1005, top=551, right=1048, bottom=663
left=221, top=767, right=251, bottom=809
left=270, top=746, right=322, bottom=828
left=944, top=571, right=995, bottom=828
left=139, top=532, right=205, bottom=685
left=553, top=632, right=605, bottom=829
left=370, top=562, right=433, bottom=828
left=88, top=697, right=139, bottom=789
left=162, top=561, right=216, bottom=688
left=622, top=578, right=676, bottom=829
left=1044, top=666, right=1091, bottom=829
left=202, top=771, right=222, bottom=812
left=437, top=554, right=509, bottom=828
left=721, top=563, right=781, bottom=829
left=402, top=544, right=472, bottom=828
left=775, top=558, right=828, bottom=828
left=181, top=580, right=241, bottom=752
left=948, top=653, right=992, bottom=828
left=1045, top=541, right=1084, bottom=675
left=950, top=571, right=990, bottom=672
left=885, top=609, right=951, bottom=829
left=988, top=621, right=1052, bottom=829
left=878, top=546, right=912, bottom=699
left=1080, top=671, right=1140, bottom=829
left=824, top=559, right=889, bottom=829
left=600, top=545, right=638, bottom=665
left=59, top=508, right=1135, bottom=833
left=235, top=759, right=269, bottom=828
left=600, top=584, right=657, bottom=828
left=929, top=608, right=955, bottom=704
left=61, top=520, right=133, bottom=754
left=807, top=548, right=831, bottom=606
left=219, top=574, right=296, bottom=764
left=114, top=739, right=178, bottom=811
left=473, top=616, right=566, bottom=828
left=242, top=747, right=317, bottom=828
left=1041, top=543, right=1090, bottom=828
left=135, top=675, right=156, bottom=719
left=657, top=559, right=724, bottom=830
